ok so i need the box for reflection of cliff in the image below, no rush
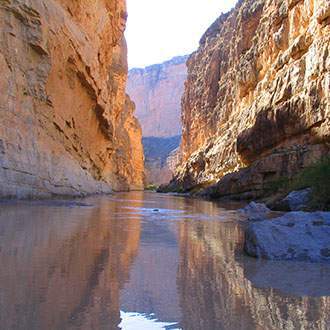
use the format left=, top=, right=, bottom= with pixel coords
left=120, top=199, right=182, bottom=323
left=177, top=220, right=330, bottom=330
left=0, top=198, right=141, bottom=330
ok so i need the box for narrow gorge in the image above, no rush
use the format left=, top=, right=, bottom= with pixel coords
left=169, top=0, right=330, bottom=200
left=0, top=0, right=144, bottom=198
left=127, top=55, right=188, bottom=186
left=0, top=0, right=330, bottom=329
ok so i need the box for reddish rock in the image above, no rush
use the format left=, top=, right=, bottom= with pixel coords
left=127, top=56, right=188, bottom=138
left=0, top=0, right=144, bottom=198
left=127, top=56, right=187, bottom=185
left=173, top=0, right=330, bottom=195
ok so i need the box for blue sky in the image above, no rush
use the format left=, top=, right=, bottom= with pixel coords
left=125, top=0, right=238, bottom=68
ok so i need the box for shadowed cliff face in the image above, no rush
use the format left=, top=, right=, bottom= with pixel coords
left=0, top=0, right=144, bottom=197
left=173, top=0, right=330, bottom=195
left=142, top=136, right=181, bottom=186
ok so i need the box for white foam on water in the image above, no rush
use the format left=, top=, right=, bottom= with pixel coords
left=119, top=311, right=181, bottom=330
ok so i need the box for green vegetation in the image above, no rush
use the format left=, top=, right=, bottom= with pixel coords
left=156, top=182, right=186, bottom=194
left=145, top=184, right=158, bottom=191
left=266, top=157, right=330, bottom=210
left=290, top=157, right=330, bottom=210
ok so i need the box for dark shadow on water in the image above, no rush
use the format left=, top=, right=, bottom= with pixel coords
left=242, top=257, right=330, bottom=297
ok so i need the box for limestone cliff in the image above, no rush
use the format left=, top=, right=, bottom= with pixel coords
left=0, top=0, right=144, bottom=198
left=127, top=55, right=188, bottom=138
left=173, top=0, right=330, bottom=197
left=127, top=56, right=187, bottom=185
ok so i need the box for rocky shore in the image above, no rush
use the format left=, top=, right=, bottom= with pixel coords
left=240, top=201, right=330, bottom=263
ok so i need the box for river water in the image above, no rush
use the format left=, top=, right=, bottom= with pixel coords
left=0, top=192, right=330, bottom=330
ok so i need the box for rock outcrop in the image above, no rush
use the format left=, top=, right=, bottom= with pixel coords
left=172, top=0, right=330, bottom=197
left=143, top=136, right=181, bottom=186
left=178, top=217, right=330, bottom=329
left=127, top=56, right=188, bottom=186
left=0, top=0, right=144, bottom=198
left=127, top=55, right=188, bottom=138
left=245, top=211, right=330, bottom=262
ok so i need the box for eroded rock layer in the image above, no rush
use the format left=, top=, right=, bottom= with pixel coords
left=0, top=0, right=144, bottom=198
left=127, top=55, right=188, bottom=138
left=174, top=0, right=330, bottom=197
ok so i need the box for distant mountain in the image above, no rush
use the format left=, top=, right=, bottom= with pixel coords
left=127, top=55, right=188, bottom=138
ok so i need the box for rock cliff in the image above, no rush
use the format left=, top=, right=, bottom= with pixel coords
left=0, top=0, right=144, bottom=198
left=127, top=55, right=188, bottom=138
left=127, top=55, right=187, bottom=185
left=173, top=0, right=330, bottom=197
left=143, top=136, right=181, bottom=186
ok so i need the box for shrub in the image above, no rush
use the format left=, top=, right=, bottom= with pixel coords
left=145, top=184, right=158, bottom=191
left=266, top=157, right=330, bottom=210
left=290, top=157, right=330, bottom=210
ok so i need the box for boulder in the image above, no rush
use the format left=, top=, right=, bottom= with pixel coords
left=240, top=202, right=271, bottom=221
left=273, top=188, right=312, bottom=211
left=245, top=212, right=330, bottom=262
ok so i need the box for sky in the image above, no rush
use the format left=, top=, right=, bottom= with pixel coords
left=125, top=0, right=238, bottom=69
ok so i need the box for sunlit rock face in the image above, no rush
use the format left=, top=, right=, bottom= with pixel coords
left=127, top=56, right=188, bottom=186
left=174, top=0, right=330, bottom=196
left=0, top=0, right=144, bottom=198
left=127, top=55, right=188, bottom=138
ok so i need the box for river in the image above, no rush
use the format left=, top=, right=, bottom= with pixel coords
left=0, top=192, right=329, bottom=330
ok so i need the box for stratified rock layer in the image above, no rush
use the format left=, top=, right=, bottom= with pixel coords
left=174, top=0, right=330, bottom=196
left=0, top=0, right=144, bottom=198
left=127, top=55, right=188, bottom=138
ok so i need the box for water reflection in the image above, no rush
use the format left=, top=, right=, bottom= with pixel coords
left=0, top=197, right=142, bottom=330
left=177, top=219, right=330, bottom=330
left=0, top=192, right=329, bottom=330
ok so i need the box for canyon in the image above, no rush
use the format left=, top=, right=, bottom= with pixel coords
left=127, top=55, right=188, bottom=138
left=127, top=56, right=188, bottom=185
left=0, top=0, right=144, bottom=198
left=170, top=0, right=330, bottom=199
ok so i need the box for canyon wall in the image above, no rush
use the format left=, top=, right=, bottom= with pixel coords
left=173, top=0, right=330, bottom=197
left=127, top=55, right=188, bottom=138
left=143, top=135, right=181, bottom=186
left=0, top=0, right=144, bottom=198
left=127, top=55, right=187, bottom=185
